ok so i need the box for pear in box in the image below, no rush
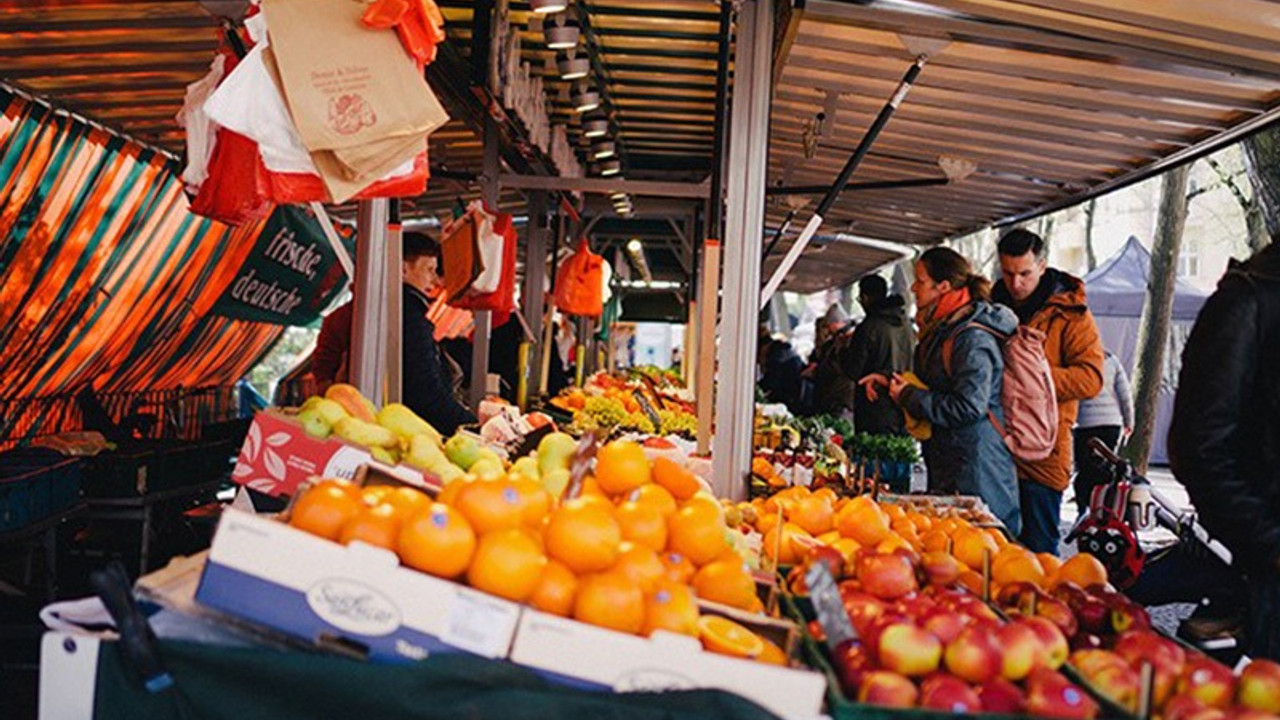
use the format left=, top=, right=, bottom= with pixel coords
left=444, top=434, right=485, bottom=470
left=297, top=407, right=332, bottom=439
left=325, top=383, right=377, bottom=423
left=312, top=398, right=348, bottom=426
left=377, top=403, right=442, bottom=447
left=536, top=432, right=577, bottom=476
left=333, top=417, right=398, bottom=449
left=510, top=456, right=540, bottom=481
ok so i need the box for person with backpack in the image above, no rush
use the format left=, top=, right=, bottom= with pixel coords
left=863, top=247, right=1022, bottom=535
left=1073, top=348, right=1133, bottom=513
left=992, top=229, right=1104, bottom=554
left=1170, top=240, right=1280, bottom=661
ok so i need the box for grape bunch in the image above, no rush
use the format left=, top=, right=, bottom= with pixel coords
left=572, top=396, right=630, bottom=434
left=658, top=409, right=697, bottom=438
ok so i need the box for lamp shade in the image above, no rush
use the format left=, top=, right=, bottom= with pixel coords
left=557, top=54, right=590, bottom=80
left=583, top=117, right=609, bottom=138
left=545, top=22, right=579, bottom=49
left=592, top=141, right=616, bottom=159
left=599, top=159, right=621, bottom=176
left=529, top=0, right=569, bottom=14
left=571, top=84, right=601, bottom=113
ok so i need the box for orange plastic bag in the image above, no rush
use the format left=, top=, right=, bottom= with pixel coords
left=554, top=239, right=604, bottom=317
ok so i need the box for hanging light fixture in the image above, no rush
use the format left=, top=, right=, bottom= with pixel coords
left=557, top=52, right=590, bottom=81
left=592, top=140, right=616, bottom=160
left=529, top=0, right=569, bottom=14
left=609, top=190, right=627, bottom=201
left=544, top=13, right=580, bottom=49
left=599, top=159, right=621, bottom=176
left=571, top=83, right=601, bottom=113
left=582, top=115, right=609, bottom=138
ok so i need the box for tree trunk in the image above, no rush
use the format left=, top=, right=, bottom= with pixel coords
left=1243, top=124, right=1280, bottom=248
left=1126, top=164, right=1190, bottom=473
left=1084, top=197, right=1098, bottom=270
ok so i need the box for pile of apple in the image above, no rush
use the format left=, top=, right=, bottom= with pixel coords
left=997, top=580, right=1152, bottom=651
left=1067, top=630, right=1280, bottom=720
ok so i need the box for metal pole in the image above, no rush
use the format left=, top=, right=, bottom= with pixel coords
left=707, top=0, right=734, bottom=244
left=386, top=199, right=403, bottom=403
left=760, top=55, right=929, bottom=307
left=765, top=176, right=948, bottom=195
left=519, top=191, right=549, bottom=409
left=713, top=0, right=773, bottom=500
left=350, top=199, right=390, bottom=402
left=472, top=114, right=499, bottom=412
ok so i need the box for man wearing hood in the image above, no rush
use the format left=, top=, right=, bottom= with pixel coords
left=992, top=229, right=1104, bottom=554
left=1170, top=241, right=1280, bottom=661
left=840, top=274, right=914, bottom=435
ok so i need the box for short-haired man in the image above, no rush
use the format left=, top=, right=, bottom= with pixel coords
left=992, top=229, right=1104, bottom=554
left=840, top=274, right=914, bottom=435
left=402, top=232, right=477, bottom=435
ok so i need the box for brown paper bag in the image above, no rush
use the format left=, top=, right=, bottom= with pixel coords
left=261, top=0, right=440, bottom=154
left=311, top=135, right=425, bottom=203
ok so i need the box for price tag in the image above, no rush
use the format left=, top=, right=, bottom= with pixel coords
left=441, top=589, right=520, bottom=658
left=805, top=562, right=857, bottom=650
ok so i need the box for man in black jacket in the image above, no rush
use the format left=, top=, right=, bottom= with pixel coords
left=842, top=274, right=914, bottom=435
left=402, top=232, right=477, bottom=436
left=1169, top=240, right=1280, bottom=661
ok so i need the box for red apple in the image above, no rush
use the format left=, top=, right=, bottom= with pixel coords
left=997, top=581, right=1039, bottom=607
left=878, top=623, right=943, bottom=677
left=858, top=552, right=920, bottom=601
left=921, top=551, right=963, bottom=587
left=1110, top=601, right=1153, bottom=634
left=979, top=677, right=1028, bottom=714
left=1075, top=596, right=1111, bottom=635
left=857, top=671, right=919, bottom=708
left=922, top=609, right=970, bottom=645
left=920, top=673, right=982, bottom=713
left=833, top=640, right=875, bottom=695
left=1070, top=649, right=1140, bottom=713
left=840, top=588, right=887, bottom=636
left=1114, top=630, right=1187, bottom=706
left=808, top=545, right=845, bottom=580
left=944, top=626, right=1003, bottom=684
left=1025, top=668, right=1100, bottom=720
left=1237, top=659, right=1280, bottom=714
left=1164, top=694, right=1212, bottom=720
left=1023, top=616, right=1070, bottom=670
left=896, top=592, right=938, bottom=618
left=1036, top=597, right=1080, bottom=639
left=1070, top=633, right=1105, bottom=651
left=862, top=613, right=908, bottom=657
left=1178, top=656, right=1237, bottom=709
left=998, top=621, right=1043, bottom=681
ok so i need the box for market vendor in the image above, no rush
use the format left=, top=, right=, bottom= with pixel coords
left=402, top=231, right=477, bottom=435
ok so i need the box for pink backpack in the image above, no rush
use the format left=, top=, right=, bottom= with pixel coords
left=943, top=324, right=1058, bottom=461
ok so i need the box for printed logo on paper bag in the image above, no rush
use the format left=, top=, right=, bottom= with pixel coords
left=307, top=579, right=401, bottom=636
left=328, top=94, right=377, bottom=135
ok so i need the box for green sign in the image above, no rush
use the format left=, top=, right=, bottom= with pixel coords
left=212, top=205, right=355, bottom=326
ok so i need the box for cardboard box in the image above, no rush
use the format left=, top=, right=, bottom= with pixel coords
left=195, top=510, right=521, bottom=663
left=509, top=609, right=828, bottom=720
left=231, top=410, right=440, bottom=498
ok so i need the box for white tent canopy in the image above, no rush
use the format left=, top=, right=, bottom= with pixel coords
left=1083, top=236, right=1210, bottom=465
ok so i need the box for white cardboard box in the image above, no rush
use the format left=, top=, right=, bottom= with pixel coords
left=509, top=608, right=828, bottom=720
left=195, top=510, right=521, bottom=663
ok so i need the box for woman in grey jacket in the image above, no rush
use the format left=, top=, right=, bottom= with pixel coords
left=1072, top=349, right=1133, bottom=512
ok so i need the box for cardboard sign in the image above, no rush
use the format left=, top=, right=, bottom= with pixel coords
left=805, top=562, right=857, bottom=651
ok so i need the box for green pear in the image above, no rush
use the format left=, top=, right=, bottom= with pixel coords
left=470, top=457, right=504, bottom=481
left=405, top=434, right=448, bottom=471
left=377, top=403, right=442, bottom=447
left=299, top=395, right=323, bottom=412
left=536, top=432, right=578, bottom=476
left=541, top=467, right=571, bottom=499
left=370, top=445, right=400, bottom=466
left=510, top=456, right=540, bottom=481
left=444, top=434, right=484, bottom=470
left=333, top=417, right=398, bottom=449
left=433, top=462, right=466, bottom=484
left=297, top=407, right=331, bottom=439
left=313, top=398, right=348, bottom=426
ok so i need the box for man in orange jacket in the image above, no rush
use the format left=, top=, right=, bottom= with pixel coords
left=992, top=229, right=1104, bottom=555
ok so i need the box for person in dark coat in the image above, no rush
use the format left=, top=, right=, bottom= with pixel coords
left=810, top=303, right=856, bottom=419
left=840, top=274, right=914, bottom=435
left=865, top=247, right=1021, bottom=535
left=402, top=232, right=477, bottom=436
left=758, top=331, right=807, bottom=414
left=1170, top=240, right=1280, bottom=661
left=311, top=298, right=353, bottom=395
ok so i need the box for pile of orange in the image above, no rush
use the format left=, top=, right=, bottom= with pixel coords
left=744, top=486, right=1109, bottom=596
left=286, top=440, right=781, bottom=664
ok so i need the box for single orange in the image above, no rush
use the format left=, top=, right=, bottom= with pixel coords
left=467, top=528, right=547, bottom=602
left=1037, top=552, right=1063, bottom=577
left=544, top=498, right=622, bottom=573
left=641, top=580, right=700, bottom=637
left=595, top=440, right=651, bottom=496
left=790, top=495, right=835, bottom=536
left=953, top=526, right=1001, bottom=570
left=398, top=503, right=476, bottom=579
left=697, top=615, right=764, bottom=658
left=667, top=504, right=729, bottom=566
left=651, top=456, right=701, bottom=500
left=436, top=477, right=468, bottom=507
left=528, top=559, right=578, bottom=617
left=835, top=496, right=891, bottom=546
left=614, top=542, right=666, bottom=593
left=692, top=558, right=757, bottom=610
left=615, top=500, right=668, bottom=552
left=290, top=482, right=362, bottom=541
left=511, top=476, right=552, bottom=526
left=1052, top=552, right=1108, bottom=589
left=921, top=529, right=951, bottom=553
left=381, top=485, right=431, bottom=517
left=992, top=547, right=1046, bottom=586
left=633, top=483, right=678, bottom=518
left=882, top=503, right=907, bottom=522
left=812, top=487, right=839, bottom=506
left=574, top=571, right=645, bottom=634
left=453, top=479, right=526, bottom=534
left=361, top=485, right=391, bottom=506
left=338, top=502, right=402, bottom=552
left=762, top=522, right=810, bottom=566
left=659, top=551, right=697, bottom=584
left=757, top=638, right=789, bottom=666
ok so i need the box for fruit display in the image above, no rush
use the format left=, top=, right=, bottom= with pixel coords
left=284, top=438, right=789, bottom=665
left=547, top=372, right=697, bottom=440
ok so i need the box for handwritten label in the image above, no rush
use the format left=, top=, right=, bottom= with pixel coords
left=805, top=563, right=857, bottom=650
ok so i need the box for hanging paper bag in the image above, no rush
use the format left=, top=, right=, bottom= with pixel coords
left=554, top=239, right=604, bottom=317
